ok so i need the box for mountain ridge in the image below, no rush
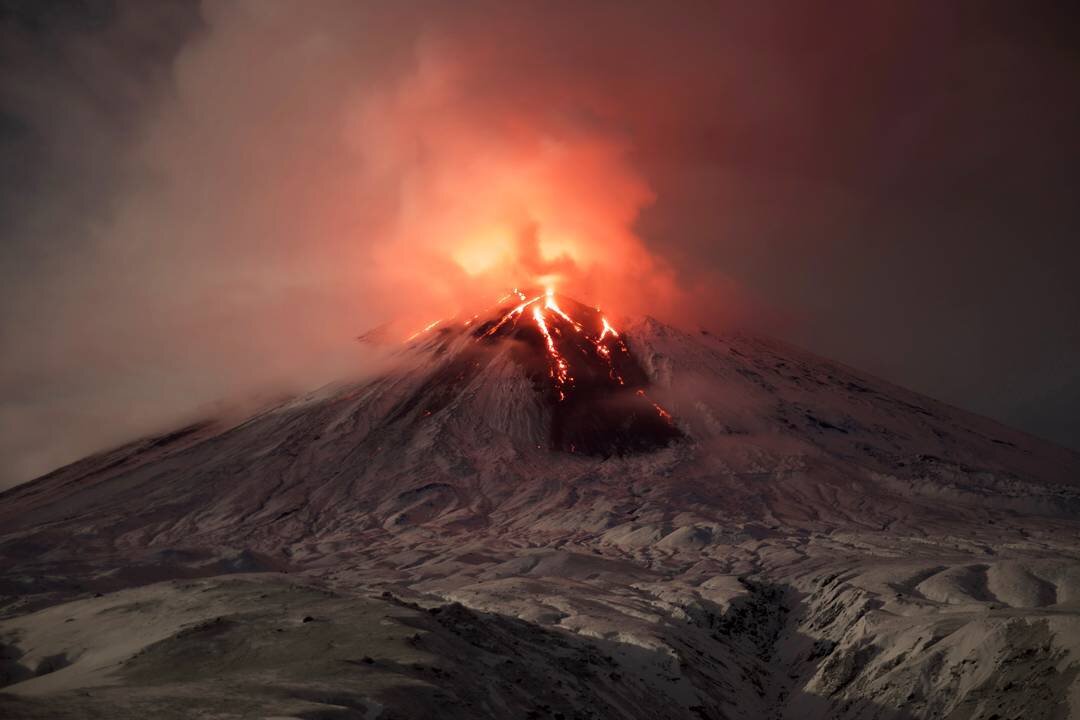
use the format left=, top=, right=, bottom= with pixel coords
left=2, top=305, right=1080, bottom=718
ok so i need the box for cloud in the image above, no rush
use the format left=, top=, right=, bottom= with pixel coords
left=2, top=0, right=1079, bottom=487
left=0, top=0, right=702, bottom=487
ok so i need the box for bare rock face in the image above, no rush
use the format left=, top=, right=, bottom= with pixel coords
left=2, top=299, right=1080, bottom=718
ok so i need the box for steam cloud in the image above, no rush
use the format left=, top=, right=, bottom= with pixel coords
left=0, top=0, right=704, bottom=487
left=2, top=1, right=1078, bottom=487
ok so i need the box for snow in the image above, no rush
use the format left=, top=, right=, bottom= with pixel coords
left=1, top=308, right=1079, bottom=718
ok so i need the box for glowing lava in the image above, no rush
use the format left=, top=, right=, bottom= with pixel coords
left=599, top=317, right=618, bottom=341
left=544, top=288, right=583, bottom=332
left=475, top=287, right=636, bottom=400
left=400, top=287, right=681, bottom=455
left=405, top=319, right=442, bottom=342
left=531, top=303, right=570, bottom=400
left=479, top=293, right=539, bottom=338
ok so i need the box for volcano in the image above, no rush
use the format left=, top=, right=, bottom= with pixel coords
left=407, top=288, right=682, bottom=456
left=2, top=296, right=1080, bottom=719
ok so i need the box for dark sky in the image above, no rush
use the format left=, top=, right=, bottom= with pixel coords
left=1, top=0, right=1078, bottom=488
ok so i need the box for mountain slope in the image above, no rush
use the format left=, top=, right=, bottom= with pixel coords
left=2, top=298, right=1079, bottom=719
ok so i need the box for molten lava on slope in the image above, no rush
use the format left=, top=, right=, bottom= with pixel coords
left=469, top=289, right=682, bottom=455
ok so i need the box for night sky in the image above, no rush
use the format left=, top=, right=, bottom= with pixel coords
left=1, top=0, right=1078, bottom=488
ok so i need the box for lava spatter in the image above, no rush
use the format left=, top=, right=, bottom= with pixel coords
left=474, top=287, right=634, bottom=399
left=470, top=288, right=682, bottom=455
left=398, top=288, right=679, bottom=454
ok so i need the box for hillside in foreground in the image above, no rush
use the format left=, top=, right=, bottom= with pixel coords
left=2, top=295, right=1079, bottom=719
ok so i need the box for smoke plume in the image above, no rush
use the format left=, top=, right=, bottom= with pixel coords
left=2, top=0, right=1079, bottom=487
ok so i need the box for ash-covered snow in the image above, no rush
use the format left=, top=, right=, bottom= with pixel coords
left=2, top=308, right=1080, bottom=719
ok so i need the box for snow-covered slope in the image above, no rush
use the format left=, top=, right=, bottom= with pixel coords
left=2, top=301, right=1079, bottom=718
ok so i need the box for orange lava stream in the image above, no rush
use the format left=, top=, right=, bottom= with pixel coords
left=544, top=288, right=583, bottom=333
left=481, top=293, right=543, bottom=338
left=477, top=287, right=618, bottom=399
left=599, top=317, right=619, bottom=341
left=405, top=288, right=675, bottom=422
left=653, top=403, right=673, bottom=421
left=405, top=319, right=442, bottom=342
left=531, top=304, right=571, bottom=400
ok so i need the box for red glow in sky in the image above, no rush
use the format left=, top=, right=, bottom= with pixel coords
left=353, top=39, right=683, bottom=330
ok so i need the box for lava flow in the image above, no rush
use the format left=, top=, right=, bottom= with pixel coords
left=474, top=287, right=637, bottom=398
left=400, top=288, right=681, bottom=455
left=474, top=288, right=683, bottom=454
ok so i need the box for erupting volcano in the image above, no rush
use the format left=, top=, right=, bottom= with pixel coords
left=403, top=288, right=682, bottom=455
left=3, top=290, right=1080, bottom=720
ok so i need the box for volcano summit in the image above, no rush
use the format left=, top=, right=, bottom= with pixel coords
left=406, top=288, right=682, bottom=456
left=2, top=295, right=1080, bottom=719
